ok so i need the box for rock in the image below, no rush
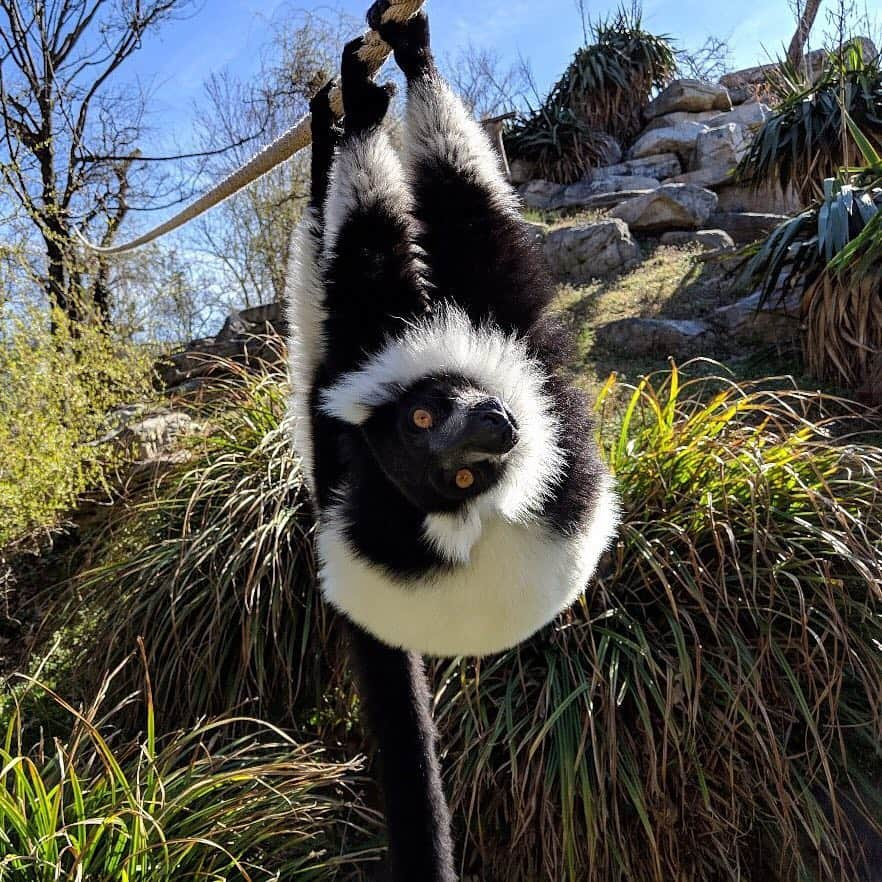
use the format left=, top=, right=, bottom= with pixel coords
left=592, top=153, right=682, bottom=182
left=727, top=84, right=755, bottom=106
left=543, top=219, right=642, bottom=281
left=97, top=407, right=198, bottom=462
left=640, top=110, right=722, bottom=134
left=509, top=158, right=536, bottom=185
left=706, top=101, right=771, bottom=130
left=692, top=123, right=752, bottom=170
left=522, top=220, right=548, bottom=242
left=645, top=79, right=731, bottom=119
left=715, top=181, right=803, bottom=214
left=520, top=180, right=566, bottom=210
left=667, top=165, right=736, bottom=188
left=566, top=188, right=658, bottom=211
left=660, top=229, right=736, bottom=251
left=595, top=317, right=716, bottom=357
left=578, top=174, right=661, bottom=195
left=708, top=211, right=788, bottom=244
left=609, top=183, right=719, bottom=232
left=711, top=287, right=801, bottom=344
left=629, top=122, right=709, bottom=161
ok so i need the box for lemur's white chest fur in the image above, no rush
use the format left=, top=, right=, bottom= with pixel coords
left=317, top=479, right=618, bottom=656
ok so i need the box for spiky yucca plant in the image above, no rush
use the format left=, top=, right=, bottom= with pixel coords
left=0, top=664, right=380, bottom=881
left=505, top=7, right=675, bottom=183
left=741, top=119, right=882, bottom=397
left=433, top=368, right=882, bottom=882
left=736, top=40, right=882, bottom=203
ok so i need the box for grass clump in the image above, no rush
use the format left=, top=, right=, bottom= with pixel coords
left=506, top=6, right=675, bottom=182
left=0, top=661, right=379, bottom=881
left=67, top=357, right=345, bottom=735
left=0, top=308, right=153, bottom=547
left=433, top=366, right=882, bottom=882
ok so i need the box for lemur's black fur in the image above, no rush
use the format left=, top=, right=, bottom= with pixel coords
left=285, top=8, right=618, bottom=879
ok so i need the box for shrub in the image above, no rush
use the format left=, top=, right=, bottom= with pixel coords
left=740, top=130, right=882, bottom=395
left=0, top=308, right=153, bottom=546
left=505, top=7, right=675, bottom=183
left=433, top=367, right=882, bottom=882
left=69, top=356, right=348, bottom=735
left=0, top=663, right=379, bottom=881
left=735, top=41, right=882, bottom=203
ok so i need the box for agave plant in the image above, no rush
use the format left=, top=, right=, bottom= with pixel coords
left=505, top=6, right=676, bottom=183
left=736, top=40, right=882, bottom=203
left=741, top=118, right=882, bottom=396
left=434, top=367, right=882, bottom=882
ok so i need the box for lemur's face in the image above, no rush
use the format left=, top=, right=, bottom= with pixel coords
left=360, top=376, right=519, bottom=513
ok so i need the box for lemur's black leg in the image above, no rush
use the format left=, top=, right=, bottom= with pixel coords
left=370, top=5, right=554, bottom=339
left=319, top=36, right=428, bottom=381
left=309, top=79, right=343, bottom=217
left=347, top=623, right=457, bottom=882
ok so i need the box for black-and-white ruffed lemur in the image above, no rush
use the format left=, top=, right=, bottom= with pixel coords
left=285, top=5, right=619, bottom=879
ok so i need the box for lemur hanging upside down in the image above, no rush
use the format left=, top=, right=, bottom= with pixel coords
left=285, top=5, right=619, bottom=879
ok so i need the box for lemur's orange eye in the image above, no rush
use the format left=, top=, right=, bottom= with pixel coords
left=455, top=468, right=475, bottom=489
left=412, top=408, right=434, bottom=429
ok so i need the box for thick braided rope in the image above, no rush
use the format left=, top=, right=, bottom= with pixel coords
left=75, top=0, right=425, bottom=255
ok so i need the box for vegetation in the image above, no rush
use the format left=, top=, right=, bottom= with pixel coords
left=0, top=664, right=379, bottom=881
left=0, top=309, right=153, bottom=546
left=735, top=40, right=882, bottom=203
left=740, top=124, right=882, bottom=397
left=31, top=352, right=881, bottom=882
left=505, top=7, right=676, bottom=182
left=66, top=357, right=347, bottom=735
left=436, top=368, right=882, bottom=882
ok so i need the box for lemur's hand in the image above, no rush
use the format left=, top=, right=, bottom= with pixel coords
left=341, top=36, right=397, bottom=136
left=367, top=5, right=433, bottom=81
left=309, top=79, right=341, bottom=126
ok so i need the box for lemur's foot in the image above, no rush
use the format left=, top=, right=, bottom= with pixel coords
left=367, top=4, right=433, bottom=81
left=341, top=36, right=396, bottom=135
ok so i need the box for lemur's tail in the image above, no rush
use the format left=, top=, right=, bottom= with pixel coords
left=74, top=0, right=426, bottom=256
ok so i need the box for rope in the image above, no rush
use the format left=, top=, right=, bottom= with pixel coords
left=74, top=0, right=425, bottom=255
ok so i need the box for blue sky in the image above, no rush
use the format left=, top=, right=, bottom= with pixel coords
left=126, top=0, right=807, bottom=157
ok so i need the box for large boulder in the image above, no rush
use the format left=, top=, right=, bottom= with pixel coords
left=711, top=287, right=801, bottom=344
left=609, top=183, right=719, bottom=232
left=629, top=122, right=709, bottom=161
left=595, top=317, right=716, bottom=357
left=641, top=110, right=722, bottom=134
left=543, top=219, right=642, bottom=281
left=509, top=158, right=537, bottom=185
left=666, top=123, right=752, bottom=187
left=645, top=79, right=732, bottom=119
left=520, top=176, right=661, bottom=212
left=706, top=101, right=772, bottom=131
left=592, top=153, right=683, bottom=182
left=708, top=211, right=789, bottom=244
left=520, top=179, right=566, bottom=210
left=715, top=181, right=803, bottom=214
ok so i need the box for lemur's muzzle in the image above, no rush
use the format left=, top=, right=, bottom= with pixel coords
left=447, top=398, right=519, bottom=458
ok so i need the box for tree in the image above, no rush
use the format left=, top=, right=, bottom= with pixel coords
left=787, top=0, right=824, bottom=66
left=189, top=10, right=353, bottom=309
left=0, top=0, right=190, bottom=324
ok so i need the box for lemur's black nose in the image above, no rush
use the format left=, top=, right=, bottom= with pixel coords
left=463, top=398, right=519, bottom=454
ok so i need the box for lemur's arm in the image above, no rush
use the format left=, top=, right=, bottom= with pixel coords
left=348, top=623, right=457, bottom=882
left=320, top=38, right=429, bottom=380
left=371, top=6, right=554, bottom=338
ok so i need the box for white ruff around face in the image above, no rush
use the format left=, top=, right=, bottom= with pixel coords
left=317, top=478, right=618, bottom=657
